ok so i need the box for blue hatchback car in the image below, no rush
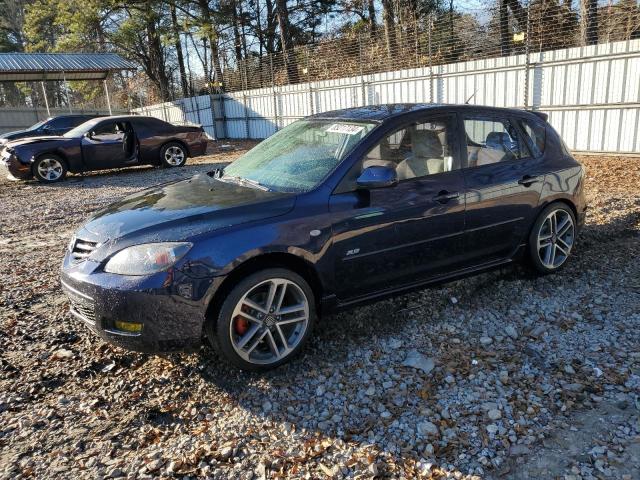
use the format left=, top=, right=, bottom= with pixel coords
left=60, top=104, right=586, bottom=370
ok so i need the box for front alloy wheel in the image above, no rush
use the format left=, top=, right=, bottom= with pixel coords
left=33, top=155, right=67, bottom=183
left=207, top=268, right=315, bottom=371
left=529, top=203, right=576, bottom=273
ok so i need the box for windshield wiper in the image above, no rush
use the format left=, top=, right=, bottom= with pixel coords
left=217, top=174, right=271, bottom=191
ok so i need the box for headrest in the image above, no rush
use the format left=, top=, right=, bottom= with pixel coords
left=486, top=132, right=511, bottom=150
left=412, top=129, right=442, bottom=158
left=367, top=137, right=394, bottom=161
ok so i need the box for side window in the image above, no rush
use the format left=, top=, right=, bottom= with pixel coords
left=50, top=116, right=88, bottom=130
left=45, top=117, right=69, bottom=130
left=69, top=117, right=90, bottom=128
left=519, top=119, right=546, bottom=157
left=464, top=117, right=525, bottom=167
left=91, top=121, right=125, bottom=140
left=145, top=118, right=170, bottom=130
left=336, top=117, right=458, bottom=192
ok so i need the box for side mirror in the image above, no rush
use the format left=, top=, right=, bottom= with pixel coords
left=356, top=165, right=398, bottom=189
left=83, top=131, right=93, bottom=139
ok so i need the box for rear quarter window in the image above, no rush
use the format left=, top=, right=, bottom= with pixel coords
left=519, top=118, right=546, bottom=157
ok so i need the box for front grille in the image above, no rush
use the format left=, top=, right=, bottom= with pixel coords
left=68, top=295, right=96, bottom=324
left=70, top=238, right=98, bottom=262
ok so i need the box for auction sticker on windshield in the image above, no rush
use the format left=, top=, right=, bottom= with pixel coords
left=326, top=124, right=365, bottom=135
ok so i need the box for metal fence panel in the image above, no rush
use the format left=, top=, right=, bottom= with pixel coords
left=135, top=38, right=640, bottom=154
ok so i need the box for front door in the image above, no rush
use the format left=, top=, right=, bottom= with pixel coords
left=330, top=114, right=466, bottom=300
left=461, top=114, right=545, bottom=264
left=81, top=120, right=130, bottom=170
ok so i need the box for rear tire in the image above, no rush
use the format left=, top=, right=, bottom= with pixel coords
left=205, top=268, right=316, bottom=371
left=33, top=154, right=67, bottom=183
left=528, top=202, right=576, bottom=274
left=160, top=142, right=187, bottom=168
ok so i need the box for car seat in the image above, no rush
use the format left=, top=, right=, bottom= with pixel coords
left=396, top=129, right=444, bottom=179
left=475, top=132, right=509, bottom=166
left=363, top=137, right=398, bottom=170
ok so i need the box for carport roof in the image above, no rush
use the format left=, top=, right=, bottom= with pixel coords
left=0, top=53, right=136, bottom=82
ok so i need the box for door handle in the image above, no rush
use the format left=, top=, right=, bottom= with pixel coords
left=518, top=175, right=542, bottom=186
left=433, top=190, right=460, bottom=203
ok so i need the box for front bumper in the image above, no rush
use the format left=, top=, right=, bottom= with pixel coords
left=0, top=151, right=32, bottom=181
left=60, top=261, right=209, bottom=353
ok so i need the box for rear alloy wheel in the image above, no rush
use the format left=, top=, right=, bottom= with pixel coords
left=160, top=142, right=187, bottom=168
left=207, top=268, right=315, bottom=371
left=528, top=203, right=576, bottom=273
left=33, top=155, right=67, bottom=183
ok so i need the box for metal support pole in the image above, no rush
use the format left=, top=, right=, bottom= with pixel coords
left=62, top=71, right=72, bottom=113
left=124, top=70, right=133, bottom=114
left=103, top=79, right=113, bottom=115
left=414, top=13, right=419, bottom=68
left=242, top=59, right=250, bottom=138
left=306, top=47, right=314, bottom=115
left=524, top=5, right=531, bottom=109
left=243, top=92, right=250, bottom=139
left=359, top=34, right=367, bottom=106
left=209, top=93, right=218, bottom=139
left=428, top=15, right=434, bottom=103
left=220, top=93, right=228, bottom=139
left=41, top=81, right=50, bottom=117
left=271, top=54, right=279, bottom=132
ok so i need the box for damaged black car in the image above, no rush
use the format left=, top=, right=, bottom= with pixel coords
left=1, top=115, right=209, bottom=183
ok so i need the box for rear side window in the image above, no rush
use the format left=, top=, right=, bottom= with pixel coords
left=69, top=116, right=92, bottom=127
left=463, top=117, right=526, bottom=167
left=47, top=117, right=72, bottom=129
left=519, top=119, right=546, bottom=157
left=144, top=118, right=171, bottom=129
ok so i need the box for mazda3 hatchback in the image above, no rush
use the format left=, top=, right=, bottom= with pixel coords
left=60, top=104, right=586, bottom=371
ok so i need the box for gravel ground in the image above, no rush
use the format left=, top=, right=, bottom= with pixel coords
left=0, top=144, right=639, bottom=480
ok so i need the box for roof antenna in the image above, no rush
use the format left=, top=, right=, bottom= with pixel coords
left=465, top=89, right=479, bottom=105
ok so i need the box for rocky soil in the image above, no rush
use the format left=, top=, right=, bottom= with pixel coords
left=0, top=145, right=638, bottom=479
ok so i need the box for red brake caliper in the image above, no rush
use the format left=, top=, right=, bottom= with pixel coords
left=234, top=316, right=249, bottom=335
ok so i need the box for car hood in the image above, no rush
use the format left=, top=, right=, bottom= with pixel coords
left=0, top=129, right=28, bottom=141
left=7, top=135, right=72, bottom=148
left=79, top=173, right=296, bottom=242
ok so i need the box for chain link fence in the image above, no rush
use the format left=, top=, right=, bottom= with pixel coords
left=218, top=1, right=639, bottom=93
left=2, top=1, right=639, bottom=150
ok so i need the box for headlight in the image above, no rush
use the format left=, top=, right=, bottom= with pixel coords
left=104, top=242, right=192, bottom=276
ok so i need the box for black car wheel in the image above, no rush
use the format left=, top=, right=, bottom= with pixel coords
left=528, top=202, right=576, bottom=274
left=206, top=268, right=316, bottom=371
left=160, top=142, right=187, bottom=168
left=33, top=154, right=67, bottom=183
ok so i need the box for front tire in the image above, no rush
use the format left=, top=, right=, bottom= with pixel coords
left=33, top=154, right=67, bottom=183
left=528, top=202, right=576, bottom=274
left=206, top=268, right=316, bottom=371
left=160, top=142, right=187, bottom=168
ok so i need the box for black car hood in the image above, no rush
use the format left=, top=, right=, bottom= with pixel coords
left=80, top=173, right=296, bottom=242
left=7, top=135, right=74, bottom=148
left=0, top=129, right=29, bottom=141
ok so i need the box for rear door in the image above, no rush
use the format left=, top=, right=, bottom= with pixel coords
left=461, top=113, right=546, bottom=264
left=330, top=113, right=466, bottom=300
left=81, top=120, right=129, bottom=169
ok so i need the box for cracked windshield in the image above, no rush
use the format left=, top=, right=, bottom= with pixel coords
left=221, top=120, right=376, bottom=192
